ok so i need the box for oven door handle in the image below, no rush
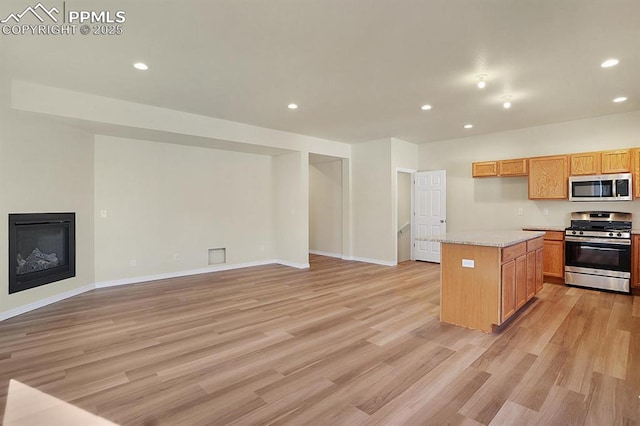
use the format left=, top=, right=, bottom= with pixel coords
left=565, top=236, right=631, bottom=245
left=578, top=246, right=627, bottom=252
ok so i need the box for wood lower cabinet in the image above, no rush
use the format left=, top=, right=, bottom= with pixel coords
left=441, top=235, right=544, bottom=332
left=602, top=149, right=632, bottom=173
left=543, top=240, right=564, bottom=278
left=528, top=155, right=569, bottom=199
left=542, top=231, right=565, bottom=279
left=633, top=235, right=640, bottom=288
left=500, top=238, right=543, bottom=324
left=501, top=259, right=517, bottom=322
left=515, top=255, right=528, bottom=310
left=536, top=248, right=544, bottom=291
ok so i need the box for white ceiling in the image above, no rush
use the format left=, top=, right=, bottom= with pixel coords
left=2, top=0, right=639, bottom=144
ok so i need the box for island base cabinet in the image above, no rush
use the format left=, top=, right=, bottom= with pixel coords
left=441, top=236, right=544, bottom=333
left=536, top=248, right=544, bottom=292
left=501, top=260, right=517, bottom=323
left=501, top=250, right=528, bottom=323
left=441, top=244, right=501, bottom=333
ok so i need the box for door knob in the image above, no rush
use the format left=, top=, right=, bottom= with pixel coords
left=440, top=219, right=446, bottom=223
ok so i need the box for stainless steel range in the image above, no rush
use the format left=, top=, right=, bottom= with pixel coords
left=565, top=211, right=632, bottom=293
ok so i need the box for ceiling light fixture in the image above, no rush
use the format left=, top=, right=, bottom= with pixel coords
left=601, top=58, right=619, bottom=68
left=502, top=95, right=512, bottom=109
left=476, top=74, right=487, bottom=89
left=287, top=103, right=298, bottom=109
left=464, top=124, right=473, bottom=129
left=613, top=96, right=627, bottom=103
left=133, top=62, right=148, bottom=71
left=421, top=104, right=432, bottom=110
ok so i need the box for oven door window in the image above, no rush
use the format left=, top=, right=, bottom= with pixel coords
left=572, top=180, right=614, bottom=198
left=565, top=241, right=631, bottom=273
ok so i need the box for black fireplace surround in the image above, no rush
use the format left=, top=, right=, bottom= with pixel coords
left=8, top=213, right=76, bottom=294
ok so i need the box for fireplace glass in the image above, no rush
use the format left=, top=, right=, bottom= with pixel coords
left=9, top=213, right=75, bottom=294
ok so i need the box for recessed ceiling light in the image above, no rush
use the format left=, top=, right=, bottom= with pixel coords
left=502, top=95, right=512, bottom=109
left=601, top=58, right=619, bottom=68
left=476, top=74, right=487, bottom=89
left=464, top=124, right=473, bottom=129
left=133, top=62, right=148, bottom=71
left=421, top=104, right=432, bottom=110
left=287, top=103, right=298, bottom=110
left=613, top=96, right=627, bottom=103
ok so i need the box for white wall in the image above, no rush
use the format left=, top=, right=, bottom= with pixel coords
left=309, top=160, right=343, bottom=257
left=93, top=135, right=274, bottom=283
left=350, top=137, right=419, bottom=265
left=351, top=139, right=393, bottom=264
left=391, top=138, right=419, bottom=263
left=0, top=109, right=95, bottom=314
left=273, top=151, right=309, bottom=267
left=419, top=111, right=640, bottom=231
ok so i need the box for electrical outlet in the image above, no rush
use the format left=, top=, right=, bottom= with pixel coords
left=100, top=210, right=108, bottom=218
left=173, top=253, right=180, bottom=261
left=517, top=207, right=523, bottom=216
left=543, top=208, right=549, bottom=216
left=130, top=259, right=137, bottom=267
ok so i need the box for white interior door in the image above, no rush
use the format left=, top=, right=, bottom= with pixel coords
left=412, top=170, right=446, bottom=263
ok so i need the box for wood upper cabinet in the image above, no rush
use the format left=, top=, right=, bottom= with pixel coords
left=472, top=161, right=498, bottom=177
left=570, top=152, right=601, bottom=175
left=601, top=149, right=632, bottom=173
left=498, top=158, right=528, bottom=176
left=473, top=159, right=527, bottom=177
left=528, top=155, right=569, bottom=199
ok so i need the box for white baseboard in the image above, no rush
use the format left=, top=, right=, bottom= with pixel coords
left=95, top=260, right=277, bottom=288
left=275, top=259, right=310, bottom=269
left=0, top=283, right=95, bottom=322
left=348, top=256, right=397, bottom=267
left=309, top=250, right=342, bottom=259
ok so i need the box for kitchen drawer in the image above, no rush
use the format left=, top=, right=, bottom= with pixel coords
left=527, top=237, right=544, bottom=251
left=502, top=242, right=526, bottom=263
left=544, top=231, right=565, bottom=241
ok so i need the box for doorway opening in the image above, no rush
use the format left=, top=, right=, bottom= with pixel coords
left=309, top=154, right=345, bottom=259
left=397, top=171, right=413, bottom=263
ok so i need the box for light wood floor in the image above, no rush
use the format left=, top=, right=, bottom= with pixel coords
left=1, top=254, right=639, bottom=425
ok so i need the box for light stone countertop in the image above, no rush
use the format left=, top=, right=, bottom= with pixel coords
left=421, top=230, right=546, bottom=248
left=522, top=225, right=567, bottom=232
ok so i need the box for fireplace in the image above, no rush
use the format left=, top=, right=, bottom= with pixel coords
left=8, top=213, right=76, bottom=294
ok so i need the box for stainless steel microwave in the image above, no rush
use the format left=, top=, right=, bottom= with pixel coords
left=569, top=173, right=632, bottom=201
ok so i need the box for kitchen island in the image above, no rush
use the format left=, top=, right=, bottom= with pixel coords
left=429, top=230, right=545, bottom=332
